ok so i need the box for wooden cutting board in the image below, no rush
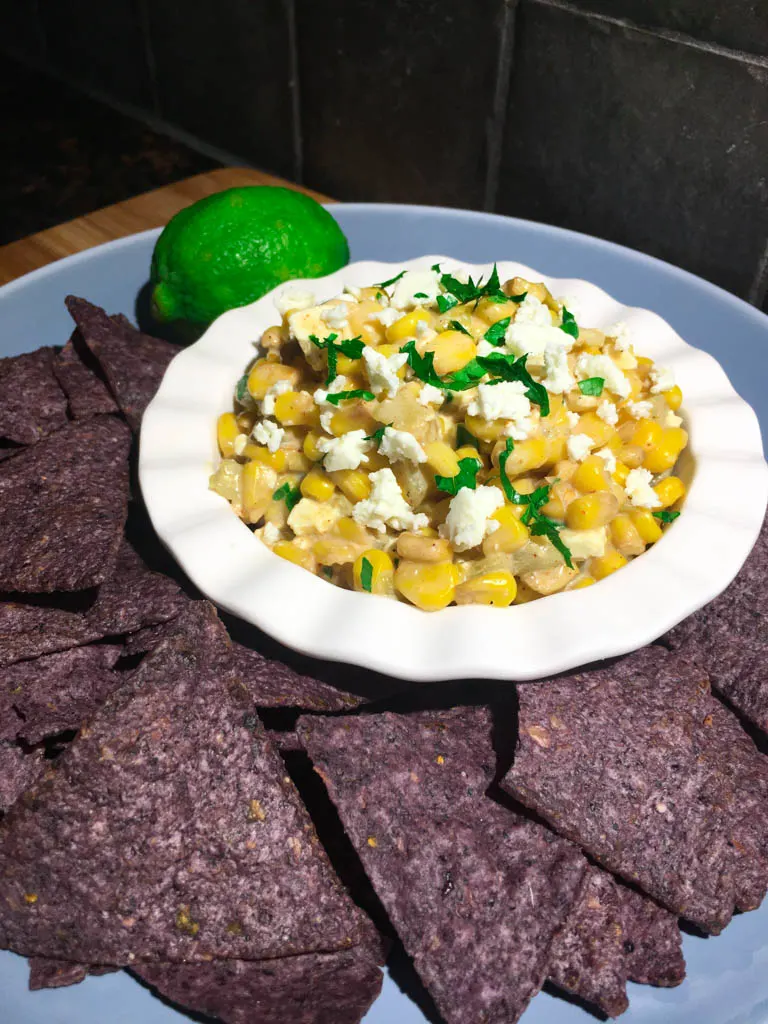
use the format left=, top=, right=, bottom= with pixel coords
left=0, top=167, right=332, bottom=287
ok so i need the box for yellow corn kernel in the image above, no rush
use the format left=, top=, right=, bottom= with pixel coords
left=424, top=441, right=460, bottom=478
left=464, top=414, right=505, bottom=443
left=336, top=517, right=369, bottom=543
left=246, top=360, right=299, bottom=401
left=259, top=325, right=286, bottom=349
left=347, top=299, right=386, bottom=341
left=217, top=412, right=239, bottom=458
left=612, top=460, right=630, bottom=486
left=643, top=427, right=688, bottom=474
left=330, top=468, right=372, bottom=503
left=571, top=455, right=611, bottom=493
left=568, top=575, right=595, bottom=590
left=366, top=449, right=389, bottom=472
left=242, top=462, right=278, bottom=523
left=541, top=480, right=577, bottom=521
left=492, top=437, right=548, bottom=476
left=243, top=443, right=287, bottom=472
left=565, top=492, right=619, bottom=530
left=455, top=445, right=484, bottom=465
left=273, top=540, right=316, bottom=572
left=630, top=508, right=663, bottom=545
left=632, top=419, right=663, bottom=452
left=636, top=355, right=654, bottom=373
left=354, top=549, right=395, bottom=594
left=654, top=475, right=686, bottom=508
left=285, top=451, right=313, bottom=473
left=619, top=444, right=644, bottom=469
left=273, top=390, right=317, bottom=427
left=663, top=385, right=683, bottom=411
left=610, top=514, right=646, bottom=557
left=394, top=560, right=459, bottom=611
left=591, top=548, right=628, bottom=580
left=424, top=331, right=477, bottom=375
left=300, top=468, right=336, bottom=502
left=313, top=538, right=359, bottom=565
left=483, top=505, right=530, bottom=554
left=576, top=412, right=616, bottom=447
left=303, top=431, right=324, bottom=461
left=336, top=354, right=362, bottom=375
left=514, top=580, right=541, bottom=604
left=396, top=533, right=453, bottom=562
left=330, top=406, right=377, bottom=437
left=553, top=459, right=577, bottom=482
left=385, top=309, right=433, bottom=343
left=455, top=571, right=518, bottom=607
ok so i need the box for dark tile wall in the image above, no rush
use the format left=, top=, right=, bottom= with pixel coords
left=294, top=0, right=507, bottom=208
left=497, top=1, right=768, bottom=300
left=37, top=0, right=154, bottom=109
left=564, top=0, right=768, bottom=57
left=2, top=0, right=768, bottom=308
left=145, top=0, right=297, bottom=178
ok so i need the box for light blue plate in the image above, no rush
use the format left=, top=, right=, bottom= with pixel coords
left=1, top=205, right=767, bottom=1024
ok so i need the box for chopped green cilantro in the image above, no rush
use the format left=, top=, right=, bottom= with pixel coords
left=431, top=262, right=441, bottom=272
left=560, top=306, right=579, bottom=339
left=449, top=320, right=473, bottom=336
left=375, top=291, right=383, bottom=301
left=273, top=482, right=301, bottom=511
left=436, top=294, right=459, bottom=314
left=360, top=557, right=374, bottom=592
left=438, top=264, right=506, bottom=309
left=497, top=439, right=573, bottom=567
left=309, top=333, right=364, bottom=385
left=578, top=377, right=605, bottom=397
left=376, top=270, right=406, bottom=289
left=483, top=317, right=511, bottom=347
left=509, top=292, right=528, bottom=303
left=399, top=340, right=444, bottom=388
left=326, top=389, right=375, bottom=406
left=442, top=358, right=488, bottom=392
left=476, top=352, right=550, bottom=415
left=234, top=373, right=250, bottom=405
left=413, top=292, right=429, bottom=299
left=364, top=424, right=390, bottom=444
left=322, top=566, right=334, bottom=579
left=435, top=457, right=480, bottom=496
left=653, top=510, right=680, bottom=523
left=456, top=424, right=479, bottom=449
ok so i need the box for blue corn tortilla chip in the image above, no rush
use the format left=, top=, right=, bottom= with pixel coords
left=0, top=743, right=45, bottom=814
left=0, top=540, right=187, bottom=668
left=53, top=335, right=118, bottom=420
left=502, top=647, right=768, bottom=934
left=134, top=940, right=385, bottom=1024
left=0, top=416, right=131, bottom=593
left=664, top=512, right=768, bottom=734
left=65, top=297, right=179, bottom=431
left=0, top=618, right=370, bottom=965
left=0, top=644, right=122, bottom=744
left=299, top=708, right=587, bottom=1024
left=27, top=958, right=118, bottom=990
left=0, top=348, right=68, bottom=446
left=135, top=599, right=364, bottom=712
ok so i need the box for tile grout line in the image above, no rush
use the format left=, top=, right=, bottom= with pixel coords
left=747, top=236, right=768, bottom=308
left=285, top=0, right=304, bottom=186
left=136, top=0, right=162, bottom=118
left=529, top=0, right=768, bottom=69
left=484, top=0, right=519, bottom=212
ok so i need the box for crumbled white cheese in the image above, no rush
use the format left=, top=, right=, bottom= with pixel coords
left=476, top=339, right=496, bottom=358
left=650, top=366, right=675, bottom=394
left=274, top=289, right=315, bottom=317
left=575, top=353, right=630, bottom=399
left=316, top=429, right=370, bottom=472
left=233, top=433, right=249, bottom=457
left=504, top=295, right=567, bottom=360
left=566, top=411, right=581, bottom=429
left=608, top=321, right=631, bottom=351
left=390, top=270, right=441, bottom=311
left=440, top=486, right=504, bottom=552
left=559, top=527, right=607, bottom=560
left=320, top=410, right=335, bottom=434
left=370, top=308, right=404, bottom=328
left=415, top=319, right=436, bottom=342
left=596, top=399, right=619, bottom=426
left=567, top=433, right=594, bottom=462
left=314, top=376, right=350, bottom=408
left=319, top=301, right=350, bottom=331
left=418, top=383, right=445, bottom=407
left=541, top=342, right=575, bottom=394
left=352, top=468, right=429, bottom=533
left=343, top=284, right=362, bottom=299
left=287, top=498, right=341, bottom=537
left=261, top=379, right=293, bottom=416
left=467, top=382, right=532, bottom=442
left=251, top=420, right=284, bottom=453
left=262, top=522, right=281, bottom=545
left=514, top=293, right=553, bottom=327
left=664, top=410, right=683, bottom=428
left=379, top=427, right=427, bottom=464
left=362, top=346, right=408, bottom=396
left=625, top=468, right=662, bottom=508
left=595, top=447, right=617, bottom=474
left=627, top=400, right=653, bottom=419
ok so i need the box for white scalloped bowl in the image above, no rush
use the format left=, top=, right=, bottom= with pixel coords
left=139, top=257, right=768, bottom=682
